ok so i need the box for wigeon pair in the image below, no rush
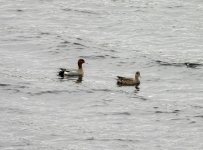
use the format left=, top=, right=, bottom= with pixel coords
left=58, top=59, right=141, bottom=88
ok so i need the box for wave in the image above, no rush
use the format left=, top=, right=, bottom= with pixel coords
left=156, top=60, right=203, bottom=68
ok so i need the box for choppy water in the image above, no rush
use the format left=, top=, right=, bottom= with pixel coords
left=0, top=0, right=203, bottom=149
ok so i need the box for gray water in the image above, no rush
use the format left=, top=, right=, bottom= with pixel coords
left=0, top=0, right=203, bottom=149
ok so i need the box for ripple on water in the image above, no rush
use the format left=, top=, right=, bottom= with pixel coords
left=155, top=109, right=181, bottom=114
left=90, top=88, right=113, bottom=92
left=85, top=137, right=137, bottom=142
left=57, top=41, right=71, bottom=48
left=130, top=95, right=148, bottom=101
left=97, top=111, right=131, bottom=116
left=0, top=83, right=11, bottom=87
left=194, top=115, right=203, bottom=118
left=79, top=55, right=108, bottom=60
left=28, top=90, right=69, bottom=96
left=40, top=32, right=51, bottom=35
left=62, top=8, right=99, bottom=15
left=56, top=40, right=87, bottom=49
left=156, top=60, right=203, bottom=68
left=16, top=9, right=23, bottom=12
left=0, top=83, right=29, bottom=93
left=111, top=112, right=131, bottom=116
left=0, top=106, right=30, bottom=115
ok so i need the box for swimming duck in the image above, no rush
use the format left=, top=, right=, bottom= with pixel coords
left=58, top=59, right=85, bottom=78
left=117, top=71, right=141, bottom=89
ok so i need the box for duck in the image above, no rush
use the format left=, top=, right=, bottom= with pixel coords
left=117, top=71, right=141, bottom=89
left=58, top=59, right=85, bottom=78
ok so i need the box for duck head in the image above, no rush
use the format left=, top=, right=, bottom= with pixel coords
left=135, top=71, right=140, bottom=78
left=78, top=59, right=85, bottom=69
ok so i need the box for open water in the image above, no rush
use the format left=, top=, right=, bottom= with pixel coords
left=0, top=0, right=203, bottom=149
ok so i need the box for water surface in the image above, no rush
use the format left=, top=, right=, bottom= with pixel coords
left=0, top=0, right=203, bottom=149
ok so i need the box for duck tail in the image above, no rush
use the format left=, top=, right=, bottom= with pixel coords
left=58, top=70, right=64, bottom=77
left=117, top=76, right=123, bottom=80
left=117, top=81, right=121, bottom=85
left=116, top=78, right=122, bottom=85
left=116, top=76, right=123, bottom=85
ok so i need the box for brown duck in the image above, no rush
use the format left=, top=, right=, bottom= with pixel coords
left=117, top=71, right=141, bottom=89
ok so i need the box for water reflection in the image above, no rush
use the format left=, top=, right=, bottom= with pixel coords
left=59, top=76, right=83, bottom=83
left=75, top=76, right=83, bottom=83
